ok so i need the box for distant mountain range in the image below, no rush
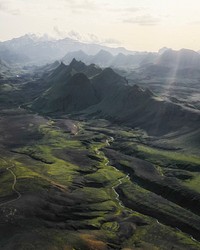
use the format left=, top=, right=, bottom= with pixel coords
left=62, top=49, right=158, bottom=69
left=1, top=34, right=200, bottom=73
left=31, top=59, right=200, bottom=136
left=62, top=48, right=200, bottom=72
left=136, top=49, right=200, bottom=79
left=0, top=34, right=135, bottom=65
left=157, top=49, right=200, bottom=69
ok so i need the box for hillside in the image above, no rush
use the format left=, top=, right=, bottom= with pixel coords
left=33, top=71, right=98, bottom=113
left=0, top=59, right=10, bottom=73
left=31, top=60, right=200, bottom=136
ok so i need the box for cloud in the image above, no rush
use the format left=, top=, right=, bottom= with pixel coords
left=103, top=38, right=121, bottom=46
left=64, top=1, right=142, bottom=14
left=85, top=34, right=121, bottom=46
left=189, top=20, right=200, bottom=25
left=53, top=26, right=68, bottom=38
left=122, top=7, right=141, bottom=12
left=53, top=27, right=82, bottom=40
left=0, top=1, right=7, bottom=11
left=68, top=30, right=83, bottom=40
left=64, top=0, right=98, bottom=12
left=0, top=1, right=20, bottom=15
left=108, top=6, right=141, bottom=13
left=53, top=27, right=121, bottom=46
left=123, top=15, right=160, bottom=26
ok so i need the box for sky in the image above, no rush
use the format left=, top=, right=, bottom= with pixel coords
left=0, top=0, right=200, bottom=51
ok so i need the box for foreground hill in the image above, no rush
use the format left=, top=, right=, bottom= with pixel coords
left=33, top=72, right=98, bottom=113
left=32, top=60, right=200, bottom=136
left=32, top=60, right=102, bottom=113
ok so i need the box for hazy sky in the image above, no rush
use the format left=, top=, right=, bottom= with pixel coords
left=0, top=0, right=200, bottom=51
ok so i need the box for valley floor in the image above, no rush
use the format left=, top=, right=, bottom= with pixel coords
left=0, top=107, right=200, bottom=250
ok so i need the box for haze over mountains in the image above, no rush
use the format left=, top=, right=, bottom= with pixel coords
left=62, top=48, right=200, bottom=72
left=62, top=49, right=158, bottom=69
left=1, top=34, right=200, bottom=71
left=0, top=34, right=134, bottom=65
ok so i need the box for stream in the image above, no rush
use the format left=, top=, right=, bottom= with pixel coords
left=0, top=159, right=21, bottom=207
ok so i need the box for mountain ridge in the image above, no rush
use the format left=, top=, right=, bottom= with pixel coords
left=0, top=34, right=135, bottom=65
left=31, top=60, right=200, bottom=136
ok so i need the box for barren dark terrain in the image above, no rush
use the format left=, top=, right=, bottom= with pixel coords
left=0, top=60, right=200, bottom=250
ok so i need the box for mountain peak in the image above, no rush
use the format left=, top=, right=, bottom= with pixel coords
left=96, top=49, right=113, bottom=56
left=102, top=67, right=115, bottom=75
left=158, top=47, right=171, bottom=54
left=70, top=58, right=78, bottom=64
left=100, top=67, right=127, bottom=83
left=69, top=58, right=86, bottom=68
left=57, top=61, right=67, bottom=71
left=132, top=84, right=142, bottom=91
left=100, top=67, right=126, bottom=81
left=60, top=61, right=66, bottom=66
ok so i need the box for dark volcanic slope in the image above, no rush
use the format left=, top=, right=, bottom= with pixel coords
left=32, top=60, right=200, bottom=136
left=92, top=67, right=128, bottom=99
left=50, top=59, right=102, bottom=80
left=88, top=84, right=200, bottom=135
left=33, top=72, right=98, bottom=113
